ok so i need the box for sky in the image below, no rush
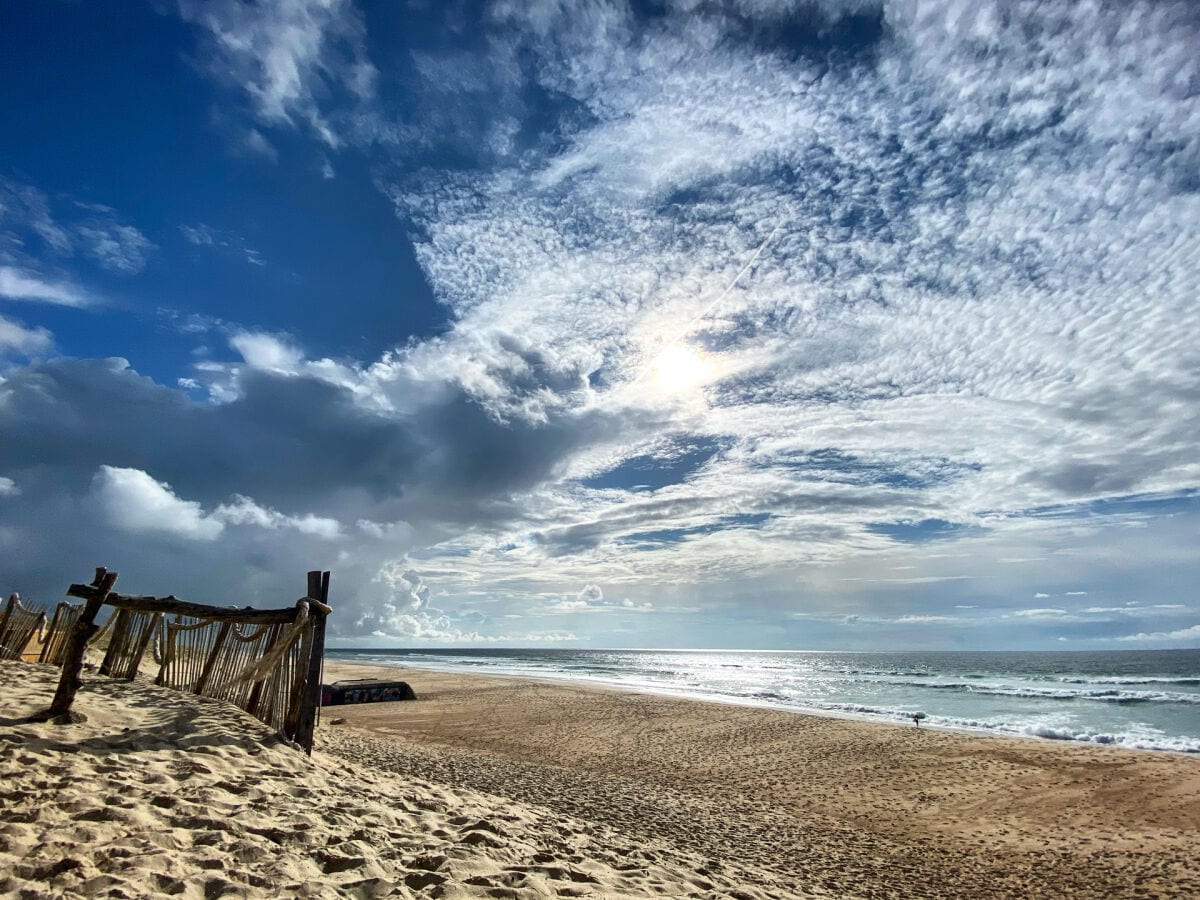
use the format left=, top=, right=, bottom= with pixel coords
left=1, top=0, right=1198, bottom=651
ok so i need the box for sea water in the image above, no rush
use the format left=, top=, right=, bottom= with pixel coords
left=326, top=647, right=1200, bottom=753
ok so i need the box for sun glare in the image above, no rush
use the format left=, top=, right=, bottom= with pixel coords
left=651, top=344, right=713, bottom=394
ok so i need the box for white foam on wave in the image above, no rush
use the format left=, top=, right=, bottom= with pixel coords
left=883, top=680, right=1200, bottom=705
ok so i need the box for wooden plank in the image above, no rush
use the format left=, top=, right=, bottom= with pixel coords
left=69, top=589, right=301, bottom=623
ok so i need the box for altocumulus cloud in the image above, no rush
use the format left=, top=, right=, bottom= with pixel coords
left=2, top=0, right=1199, bottom=648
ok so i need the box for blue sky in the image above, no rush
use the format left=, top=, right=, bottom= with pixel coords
left=2, top=0, right=1198, bottom=650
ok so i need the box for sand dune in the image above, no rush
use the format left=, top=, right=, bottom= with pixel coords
left=0, top=661, right=807, bottom=898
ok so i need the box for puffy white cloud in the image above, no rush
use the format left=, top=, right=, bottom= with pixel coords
left=578, top=583, right=603, bottom=603
left=92, top=466, right=344, bottom=543
left=0, top=476, right=19, bottom=498
left=1116, top=624, right=1200, bottom=643
left=230, top=331, right=304, bottom=373
left=92, top=466, right=225, bottom=541
left=214, top=495, right=341, bottom=539
left=0, top=313, right=53, bottom=356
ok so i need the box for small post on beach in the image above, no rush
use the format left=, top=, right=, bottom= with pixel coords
left=293, top=570, right=330, bottom=754
left=0, top=594, right=15, bottom=650
left=45, top=567, right=118, bottom=719
left=0, top=595, right=15, bottom=657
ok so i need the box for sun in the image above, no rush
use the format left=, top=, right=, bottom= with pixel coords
left=651, top=343, right=713, bottom=394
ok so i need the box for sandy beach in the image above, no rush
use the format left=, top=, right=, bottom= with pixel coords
left=2, top=659, right=1198, bottom=898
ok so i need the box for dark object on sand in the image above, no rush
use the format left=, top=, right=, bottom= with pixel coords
left=322, top=680, right=417, bottom=706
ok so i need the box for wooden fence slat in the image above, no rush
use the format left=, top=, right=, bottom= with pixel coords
left=0, top=594, right=48, bottom=662
left=194, top=621, right=232, bottom=694
left=99, top=609, right=130, bottom=677
left=38, top=602, right=74, bottom=664
left=124, top=611, right=162, bottom=681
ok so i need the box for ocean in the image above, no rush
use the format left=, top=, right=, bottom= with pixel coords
left=326, top=647, right=1200, bottom=753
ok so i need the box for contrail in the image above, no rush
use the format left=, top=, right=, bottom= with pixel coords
left=632, top=223, right=782, bottom=384
left=684, top=222, right=782, bottom=336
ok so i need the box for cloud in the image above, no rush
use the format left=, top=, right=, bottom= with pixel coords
left=1, top=176, right=153, bottom=278
left=0, top=267, right=88, bottom=307
left=229, top=331, right=304, bottom=372
left=340, top=0, right=1200, bottom=631
left=1116, top=624, right=1200, bottom=643
left=177, top=0, right=377, bottom=147
left=4, top=3, right=1200, bottom=648
left=179, top=224, right=265, bottom=266
left=213, top=495, right=341, bottom=539
left=243, top=128, right=279, bottom=161
left=77, top=222, right=154, bottom=274
left=0, top=477, right=19, bottom=498
left=578, top=583, right=603, bottom=603
left=0, top=313, right=53, bottom=356
left=0, top=178, right=71, bottom=253
left=92, top=465, right=224, bottom=541
left=91, top=463, right=344, bottom=546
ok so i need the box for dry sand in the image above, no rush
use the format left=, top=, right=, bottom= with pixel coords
left=1, top=658, right=1197, bottom=898
left=0, top=660, right=806, bottom=898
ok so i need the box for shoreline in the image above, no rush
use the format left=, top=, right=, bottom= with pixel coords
left=325, top=653, right=1200, bottom=755
left=316, top=659, right=1200, bottom=895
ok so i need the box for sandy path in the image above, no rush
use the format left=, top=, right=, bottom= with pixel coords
left=320, top=661, right=1200, bottom=898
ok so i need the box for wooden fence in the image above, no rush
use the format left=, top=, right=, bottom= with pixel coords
left=38, top=601, right=83, bottom=665
left=0, top=593, right=46, bottom=662
left=41, top=567, right=331, bottom=753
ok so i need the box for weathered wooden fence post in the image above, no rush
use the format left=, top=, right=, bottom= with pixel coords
left=45, top=567, right=118, bottom=719
left=0, top=594, right=15, bottom=651
left=293, top=570, right=331, bottom=754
